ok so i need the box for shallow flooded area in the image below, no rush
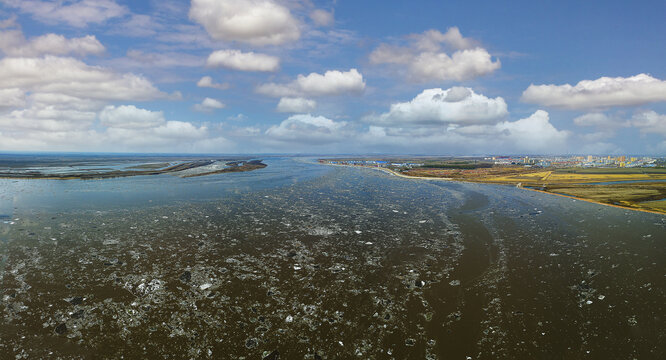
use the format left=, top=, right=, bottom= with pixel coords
left=1, top=158, right=664, bottom=359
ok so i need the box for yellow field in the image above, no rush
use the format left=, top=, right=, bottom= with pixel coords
left=483, top=171, right=666, bottom=185
left=398, top=167, right=666, bottom=215
left=641, top=200, right=666, bottom=212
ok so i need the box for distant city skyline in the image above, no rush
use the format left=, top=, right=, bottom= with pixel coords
left=0, top=0, right=664, bottom=155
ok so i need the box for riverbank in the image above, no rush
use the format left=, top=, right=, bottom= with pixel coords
left=324, top=162, right=666, bottom=215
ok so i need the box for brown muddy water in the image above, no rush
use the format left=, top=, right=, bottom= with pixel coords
left=1, top=158, right=664, bottom=359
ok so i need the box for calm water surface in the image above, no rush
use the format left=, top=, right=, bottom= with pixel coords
left=1, top=156, right=664, bottom=359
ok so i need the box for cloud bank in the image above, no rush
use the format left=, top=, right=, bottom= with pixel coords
left=365, top=87, right=508, bottom=126
left=522, top=74, right=666, bottom=110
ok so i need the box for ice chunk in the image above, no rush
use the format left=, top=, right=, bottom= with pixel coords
left=285, top=315, right=293, bottom=323
left=200, top=283, right=212, bottom=290
left=449, top=280, right=461, bottom=286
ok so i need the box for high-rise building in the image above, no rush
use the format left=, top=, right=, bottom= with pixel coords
left=587, top=155, right=593, bottom=162
left=618, top=156, right=626, bottom=162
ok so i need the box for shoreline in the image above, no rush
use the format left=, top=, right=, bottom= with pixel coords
left=0, top=160, right=267, bottom=180
left=324, top=163, right=666, bottom=216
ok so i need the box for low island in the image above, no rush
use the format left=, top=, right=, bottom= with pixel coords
left=0, top=159, right=267, bottom=180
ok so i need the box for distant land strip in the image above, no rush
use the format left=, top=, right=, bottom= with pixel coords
left=181, top=160, right=267, bottom=177
left=0, top=160, right=267, bottom=180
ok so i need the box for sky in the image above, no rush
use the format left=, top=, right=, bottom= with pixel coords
left=0, top=0, right=664, bottom=155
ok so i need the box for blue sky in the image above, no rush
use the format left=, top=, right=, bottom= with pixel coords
left=0, top=0, right=664, bottom=155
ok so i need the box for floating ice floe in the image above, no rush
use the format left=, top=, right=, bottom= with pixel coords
left=449, top=280, right=461, bottom=286
left=199, top=283, right=212, bottom=290
left=103, top=239, right=119, bottom=245
left=293, top=265, right=302, bottom=270
left=308, top=227, right=335, bottom=236
left=364, top=241, right=373, bottom=245
left=598, top=295, right=605, bottom=300
left=354, top=230, right=362, bottom=234
left=136, top=279, right=163, bottom=295
left=285, top=315, right=293, bottom=323
left=419, top=220, right=427, bottom=223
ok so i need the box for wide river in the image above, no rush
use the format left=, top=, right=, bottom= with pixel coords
left=1, top=157, right=664, bottom=359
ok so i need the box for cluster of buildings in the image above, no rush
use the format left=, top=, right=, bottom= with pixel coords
left=485, top=155, right=659, bottom=168
left=579, top=155, right=657, bottom=168
left=322, top=155, right=662, bottom=170
left=321, top=159, right=424, bottom=168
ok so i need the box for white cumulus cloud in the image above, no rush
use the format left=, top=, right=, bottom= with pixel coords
left=493, top=110, right=569, bottom=152
left=0, top=105, right=96, bottom=132
left=0, top=56, right=165, bottom=101
left=369, top=28, right=500, bottom=82
left=521, top=74, right=666, bottom=110
left=266, top=114, right=351, bottom=144
left=361, top=110, right=567, bottom=154
left=189, top=0, right=300, bottom=45
left=194, top=97, right=226, bottom=112
left=256, top=68, right=365, bottom=97
left=631, top=111, right=666, bottom=136
left=276, top=97, right=316, bottom=113
left=197, top=76, right=230, bottom=90
left=366, top=87, right=508, bottom=126
left=416, top=28, right=475, bottom=51
left=99, top=105, right=165, bottom=129
left=206, top=49, right=279, bottom=72
left=410, top=48, right=500, bottom=82
left=0, top=29, right=105, bottom=57
left=0, top=103, right=213, bottom=153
